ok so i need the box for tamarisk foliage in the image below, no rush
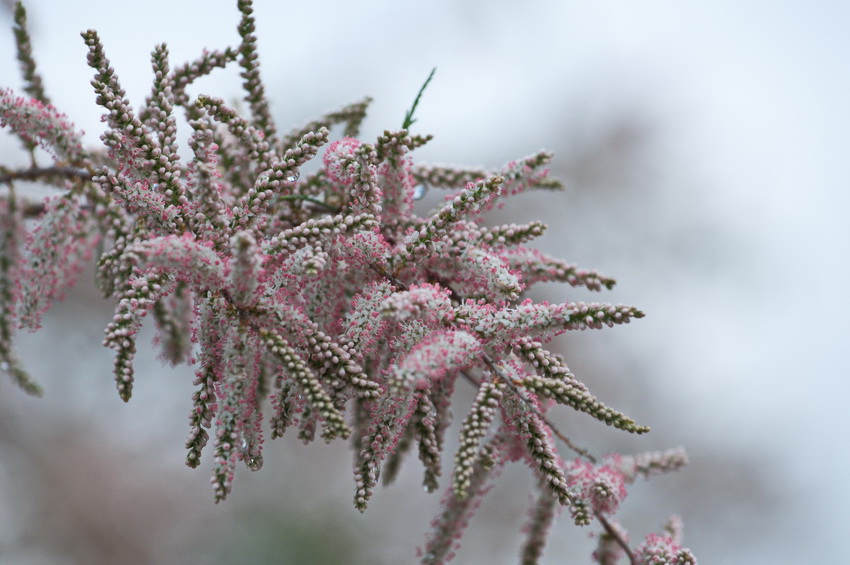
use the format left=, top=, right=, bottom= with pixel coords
left=0, top=2, right=697, bottom=563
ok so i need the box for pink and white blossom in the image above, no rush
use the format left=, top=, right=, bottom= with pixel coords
left=0, top=2, right=696, bottom=562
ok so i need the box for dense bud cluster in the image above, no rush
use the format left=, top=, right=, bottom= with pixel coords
left=0, top=2, right=696, bottom=563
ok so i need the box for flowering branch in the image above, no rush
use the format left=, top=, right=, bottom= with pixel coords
left=0, top=1, right=698, bottom=562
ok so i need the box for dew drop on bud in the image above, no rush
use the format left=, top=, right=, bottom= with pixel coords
left=286, top=170, right=300, bottom=183
left=413, top=184, right=428, bottom=200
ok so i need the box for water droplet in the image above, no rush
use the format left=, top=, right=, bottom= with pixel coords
left=0, top=361, right=8, bottom=372
left=413, top=184, right=429, bottom=200
left=246, top=454, right=263, bottom=471
left=286, top=170, right=300, bottom=183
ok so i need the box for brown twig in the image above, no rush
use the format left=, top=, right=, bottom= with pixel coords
left=596, top=511, right=636, bottom=565
left=0, top=165, right=91, bottom=185
left=277, top=194, right=339, bottom=213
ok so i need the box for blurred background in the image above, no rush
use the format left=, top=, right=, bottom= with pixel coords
left=1, top=1, right=848, bottom=563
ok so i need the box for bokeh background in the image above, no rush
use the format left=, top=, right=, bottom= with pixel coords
left=1, top=1, right=848, bottom=563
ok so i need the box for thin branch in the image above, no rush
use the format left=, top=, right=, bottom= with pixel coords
left=276, top=194, right=339, bottom=213
left=0, top=165, right=91, bottom=185
left=460, top=369, right=480, bottom=388
left=596, top=511, right=636, bottom=565
left=480, top=357, right=597, bottom=464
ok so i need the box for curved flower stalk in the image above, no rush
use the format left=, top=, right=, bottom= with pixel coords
left=0, top=1, right=697, bottom=563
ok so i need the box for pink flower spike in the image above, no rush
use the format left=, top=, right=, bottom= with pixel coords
left=634, top=532, right=697, bottom=565
left=382, top=283, right=455, bottom=325
left=0, top=9, right=697, bottom=562
left=391, top=329, right=482, bottom=393
left=568, top=460, right=627, bottom=516
left=0, top=88, right=87, bottom=163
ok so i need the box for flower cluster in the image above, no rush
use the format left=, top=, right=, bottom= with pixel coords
left=0, top=2, right=697, bottom=563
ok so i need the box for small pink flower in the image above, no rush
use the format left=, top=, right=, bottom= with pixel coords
left=634, top=533, right=697, bottom=565
left=569, top=460, right=627, bottom=515
left=323, top=137, right=362, bottom=184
